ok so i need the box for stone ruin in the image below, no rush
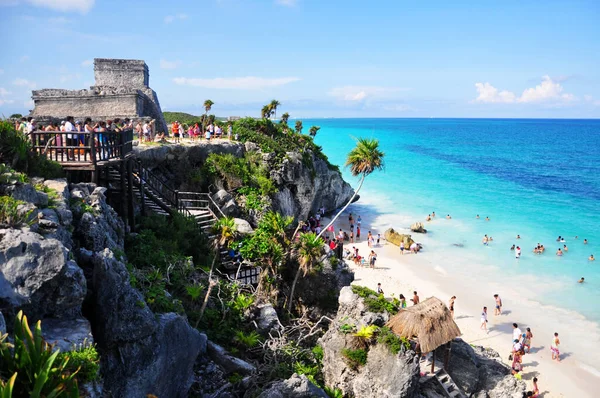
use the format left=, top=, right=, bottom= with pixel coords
left=30, top=58, right=168, bottom=133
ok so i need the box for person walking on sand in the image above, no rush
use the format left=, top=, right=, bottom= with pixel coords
left=512, top=323, right=523, bottom=343
left=494, top=294, right=503, bottom=315
left=480, top=307, right=489, bottom=333
left=411, top=291, right=420, bottom=305
left=399, top=294, right=407, bottom=308
left=376, top=233, right=381, bottom=246
left=367, top=231, right=373, bottom=248
left=357, top=215, right=362, bottom=228
left=523, top=328, right=533, bottom=353
left=356, top=226, right=361, bottom=240
left=551, top=332, right=560, bottom=362
left=368, top=250, right=377, bottom=268
left=532, top=377, right=539, bottom=397
left=400, top=241, right=405, bottom=255
left=449, top=296, right=456, bottom=318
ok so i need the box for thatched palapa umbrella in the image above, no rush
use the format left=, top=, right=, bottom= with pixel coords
left=386, top=297, right=461, bottom=373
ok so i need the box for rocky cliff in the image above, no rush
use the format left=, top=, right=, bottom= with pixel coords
left=134, top=141, right=355, bottom=222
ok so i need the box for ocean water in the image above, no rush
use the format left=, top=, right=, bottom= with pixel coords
left=308, top=118, right=600, bottom=322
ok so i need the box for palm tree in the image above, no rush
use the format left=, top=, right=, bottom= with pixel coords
left=198, top=217, right=237, bottom=322
left=269, top=100, right=281, bottom=119
left=309, top=126, right=320, bottom=137
left=317, top=138, right=385, bottom=239
left=288, top=232, right=324, bottom=312
left=203, top=99, right=214, bottom=132
left=280, top=112, right=290, bottom=125
left=261, top=105, right=271, bottom=119
left=295, top=120, right=303, bottom=134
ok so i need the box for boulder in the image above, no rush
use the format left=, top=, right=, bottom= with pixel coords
left=0, top=228, right=86, bottom=321
left=92, top=250, right=203, bottom=397
left=384, top=228, right=415, bottom=248
left=410, top=222, right=427, bottom=233
left=207, top=340, right=256, bottom=376
left=42, top=317, right=94, bottom=352
left=256, top=304, right=281, bottom=334
left=257, top=373, right=328, bottom=398
left=5, top=183, right=47, bottom=207
left=0, top=311, right=5, bottom=334
left=233, top=218, right=254, bottom=235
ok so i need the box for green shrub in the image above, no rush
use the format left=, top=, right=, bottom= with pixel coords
left=312, top=345, right=324, bottom=362
left=341, top=348, right=368, bottom=370
left=35, top=183, right=61, bottom=209
left=58, top=342, right=100, bottom=383
left=0, top=163, right=28, bottom=185
left=0, top=311, right=79, bottom=397
left=324, top=386, right=344, bottom=398
left=0, top=196, right=33, bottom=227
left=351, top=285, right=400, bottom=314
left=351, top=285, right=377, bottom=299
left=234, top=330, right=261, bottom=349
left=339, top=323, right=355, bottom=334
left=293, top=361, right=321, bottom=387
left=376, top=327, right=411, bottom=355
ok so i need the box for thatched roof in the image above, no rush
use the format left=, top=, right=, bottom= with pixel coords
left=385, top=297, right=461, bottom=353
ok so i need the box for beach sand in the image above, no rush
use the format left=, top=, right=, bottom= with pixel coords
left=322, top=210, right=600, bottom=398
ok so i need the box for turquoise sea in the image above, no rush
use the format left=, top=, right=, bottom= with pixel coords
left=308, top=118, right=600, bottom=323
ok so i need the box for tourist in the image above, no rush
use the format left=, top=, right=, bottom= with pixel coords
left=494, top=294, right=502, bottom=315
left=410, top=242, right=418, bottom=254
left=376, top=233, right=381, bottom=246
left=135, top=120, right=142, bottom=140
left=356, top=226, right=361, bottom=240
left=551, top=332, right=560, bottom=362
left=532, top=377, right=539, bottom=397
left=489, top=236, right=494, bottom=241
left=523, top=328, right=533, bottom=353
left=556, top=235, right=563, bottom=242
left=485, top=216, right=490, bottom=221
left=511, top=244, right=515, bottom=251
left=208, top=122, right=214, bottom=137
left=400, top=241, right=405, bottom=255
left=154, top=132, right=165, bottom=142
left=432, top=211, right=436, bottom=218
left=399, top=294, right=407, bottom=308
left=367, top=231, right=373, bottom=248
left=173, top=121, right=181, bottom=143
left=178, top=123, right=184, bottom=142
left=482, top=234, right=489, bottom=245
left=480, top=306, right=489, bottom=333
left=227, top=124, right=232, bottom=140
left=368, top=250, right=377, bottom=268
left=338, top=228, right=344, bottom=240
left=349, top=230, right=354, bottom=243
left=589, top=254, right=595, bottom=261
left=446, top=214, right=451, bottom=219
left=143, top=121, right=151, bottom=142
left=348, top=213, right=353, bottom=228
left=556, top=248, right=563, bottom=256
left=412, top=291, right=420, bottom=305
left=216, top=124, right=222, bottom=138
left=449, top=296, right=456, bottom=318
left=515, top=246, right=521, bottom=258
left=578, top=277, right=585, bottom=283
left=516, top=234, right=521, bottom=239
left=357, top=215, right=362, bottom=227
left=426, top=214, right=431, bottom=222
left=205, top=127, right=211, bottom=140
left=476, top=214, right=480, bottom=219
left=193, top=123, right=201, bottom=140
left=64, top=116, right=76, bottom=160
left=376, top=283, right=384, bottom=295
left=584, top=239, right=588, bottom=244
left=512, top=323, right=523, bottom=343
left=563, top=244, right=568, bottom=252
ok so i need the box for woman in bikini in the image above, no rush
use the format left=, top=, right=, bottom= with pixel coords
left=551, top=332, right=560, bottom=362
left=523, top=328, right=533, bottom=353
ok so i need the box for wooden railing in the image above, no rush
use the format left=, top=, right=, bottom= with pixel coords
left=177, top=191, right=226, bottom=219
left=30, top=129, right=134, bottom=166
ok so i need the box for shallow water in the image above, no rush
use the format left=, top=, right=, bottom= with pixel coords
left=308, top=118, right=600, bottom=322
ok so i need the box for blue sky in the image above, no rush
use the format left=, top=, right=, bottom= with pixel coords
left=1, top=0, right=599, bottom=118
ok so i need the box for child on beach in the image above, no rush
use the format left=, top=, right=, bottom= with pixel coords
left=400, top=241, right=405, bottom=254
left=376, top=283, right=384, bottom=295
left=494, top=294, right=502, bottom=315
left=481, top=306, right=489, bottom=333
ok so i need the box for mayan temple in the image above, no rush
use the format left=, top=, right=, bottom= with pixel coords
left=30, top=58, right=168, bottom=134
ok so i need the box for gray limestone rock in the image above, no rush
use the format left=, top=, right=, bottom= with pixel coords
left=257, top=373, right=328, bottom=398
left=233, top=218, right=254, bottom=235
left=0, top=228, right=85, bottom=321
left=42, top=317, right=94, bottom=352
left=0, top=311, right=5, bottom=334
left=5, top=183, right=46, bottom=207
left=256, top=304, right=281, bottom=334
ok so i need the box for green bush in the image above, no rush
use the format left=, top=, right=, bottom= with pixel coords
left=351, top=285, right=399, bottom=314
left=312, top=345, right=324, bottom=362
left=0, top=164, right=28, bottom=185
left=341, top=348, right=368, bottom=370
left=376, top=327, right=411, bottom=355
left=234, top=330, right=261, bottom=349
left=0, top=311, right=79, bottom=397
left=324, top=386, right=344, bottom=398
left=293, top=361, right=321, bottom=387
left=339, top=323, right=355, bottom=334
left=35, top=183, right=61, bottom=209
left=58, top=342, right=100, bottom=383
left=0, top=196, right=33, bottom=227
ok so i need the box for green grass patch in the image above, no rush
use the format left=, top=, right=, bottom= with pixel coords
left=58, top=342, right=100, bottom=383
left=376, top=327, right=411, bottom=355
left=341, top=348, right=368, bottom=370
left=0, top=195, right=33, bottom=227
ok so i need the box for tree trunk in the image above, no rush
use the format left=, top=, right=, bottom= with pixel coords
left=316, top=173, right=365, bottom=240
left=197, top=253, right=218, bottom=326
left=287, top=266, right=303, bottom=312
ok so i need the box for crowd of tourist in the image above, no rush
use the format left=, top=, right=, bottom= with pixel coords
left=168, top=120, right=236, bottom=143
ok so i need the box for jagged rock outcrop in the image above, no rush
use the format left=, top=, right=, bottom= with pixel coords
left=91, top=249, right=203, bottom=397
left=134, top=142, right=355, bottom=221
left=258, top=373, right=328, bottom=398
left=319, top=286, right=420, bottom=398
left=384, top=228, right=416, bottom=248
left=410, top=222, right=427, bottom=233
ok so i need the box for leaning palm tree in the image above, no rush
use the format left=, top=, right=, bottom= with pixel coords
left=261, top=105, right=271, bottom=119
left=202, top=99, right=214, bottom=132
left=198, top=216, right=237, bottom=322
left=269, top=100, right=281, bottom=119
left=294, top=120, right=303, bottom=135
left=309, top=126, right=320, bottom=137
left=288, top=232, right=324, bottom=312
left=317, top=138, right=385, bottom=239
left=280, top=112, right=290, bottom=125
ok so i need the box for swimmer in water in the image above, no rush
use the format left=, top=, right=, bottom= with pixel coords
left=516, top=234, right=521, bottom=239
left=446, top=214, right=451, bottom=219
left=511, top=244, right=515, bottom=251
left=563, top=244, right=568, bottom=252
left=482, top=235, right=489, bottom=245
left=584, top=239, right=588, bottom=244
left=589, top=255, right=595, bottom=261
left=578, top=277, right=585, bottom=283
left=476, top=214, right=480, bottom=219
left=556, top=248, right=563, bottom=256
left=432, top=211, right=436, bottom=218
left=485, top=216, right=490, bottom=221
left=426, top=214, right=432, bottom=222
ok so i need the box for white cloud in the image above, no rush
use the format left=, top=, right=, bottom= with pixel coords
left=275, top=0, right=297, bottom=6
left=328, top=85, right=410, bottom=101
left=474, top=82, right=516, bottom=103
left=584, top=95, right=600, bottom=107
left=382, top=104, right=415, bottom=112
left=160, top=59, right=181, bottom=70
left=474, top=76, right=576, bottom=104
left=0, top=87, right=12, bottom=96
left=13, top=78, right=36, bottom=89
left=164, top=13, right=188, bottom=24
left=173, top=76, right=300, bottom=90
left=0, top=0, right=94, bottom=13
left=81, top=59, right=93, bottom=67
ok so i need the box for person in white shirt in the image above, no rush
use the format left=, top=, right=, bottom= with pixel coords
left=480, top=306, right=489, bottom=333
left=64, top=116, right=75, bottom=159
left=178, top=124, right=184, bottom=143
left=227, top=124, right=232, bottom=140
left=512, top=323, right=523, bottom=342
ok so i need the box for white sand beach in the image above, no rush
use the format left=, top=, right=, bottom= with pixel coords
left=323, top=209, right=600, bottom=398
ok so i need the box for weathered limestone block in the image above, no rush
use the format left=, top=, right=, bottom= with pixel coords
left=258, top=374, right=328, bottom=398
left=384, top=228, right=415, bottom=248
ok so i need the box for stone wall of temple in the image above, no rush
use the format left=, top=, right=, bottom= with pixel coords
left=94, top=58, right=149, bottom=88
